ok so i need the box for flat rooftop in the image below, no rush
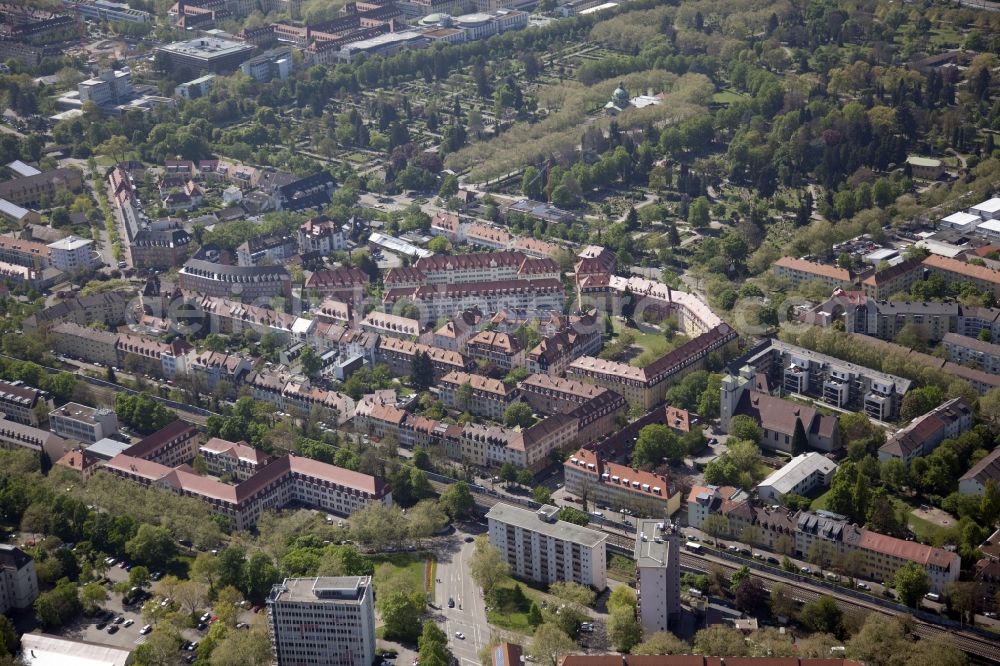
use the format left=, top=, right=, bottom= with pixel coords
left=21, top=633, right=131, bottom=666
left=634, top=519, right=676, bottom=568
left=158, top=37, right=254, bottom=59
left=272, top=576, right=370, bottom=603
left=486, top=502, right=607, bottom=548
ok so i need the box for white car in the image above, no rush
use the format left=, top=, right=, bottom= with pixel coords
left=139, top=625, right=152, bottom=635
left=454, top=632, right=465, bottom=640
left=123, top=619, right=134, bottom=627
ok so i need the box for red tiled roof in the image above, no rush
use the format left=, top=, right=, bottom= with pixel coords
left=857, top=529, right=957, bottom=568
left=775, top=256, right=852, bottom=281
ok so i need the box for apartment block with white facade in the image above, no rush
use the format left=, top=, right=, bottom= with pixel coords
left=486, top=503, right=607, bottom=590
left=267, top=576, right=375, bottom=666
left=634, top=520, right=680, bottom=634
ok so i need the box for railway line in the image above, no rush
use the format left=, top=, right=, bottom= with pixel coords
left=447, top=481, right=1000, bottom=664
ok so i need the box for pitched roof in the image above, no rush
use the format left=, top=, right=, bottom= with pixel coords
left=961, top=446, right=1000, bottom=487
left=775, top=256, right=853, bottom=281
left=924, top=254, right=1000, bottom=285
left=857, top=529, right=958, bottom=568
left=439, top=371, right=512, bottom=396
left=124, top=420, right=198, bottom=460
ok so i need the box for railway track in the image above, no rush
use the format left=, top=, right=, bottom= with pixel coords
left=447, top=483, right=1000, bottom=664
left=676, top=552, right=1000, bottom=664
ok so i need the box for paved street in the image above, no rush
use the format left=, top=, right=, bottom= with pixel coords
left=434, top=527, right=490, bottom=666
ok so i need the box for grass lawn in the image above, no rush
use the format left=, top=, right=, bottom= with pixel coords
left=610, top=318, right=676, bottom=366
left=809, top=488, right=832, bottom=511
left=371, top=552, right=433, bottom=597
left=712, top=89, right=747, bottom=104
left=485, top=576, right=548, bottom=634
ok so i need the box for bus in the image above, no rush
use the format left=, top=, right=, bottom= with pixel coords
left=685, top=542, right=702, bottom=552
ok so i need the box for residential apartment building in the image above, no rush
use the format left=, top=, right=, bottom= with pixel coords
left=23, top=291, right=131, bottom=334
left=298, top=216, right=346, bottom=255
left=923, top=254, right=1000, bottom=298
left=958, top=306, right=1000, bottom=342
left=773, top=256, right=856, bottom=290
left=117, top=333, right=192, bottom=379
left=430, top=308, right=483, bottom=352
left=736, top=339, right=911, bottom=422
left=959, top=447, right=1000, bottom=496
left=47, top=236, right=95, bottom=274
left=104, top=452, right=391, bottom=529
left=0, top=168, right=82, bottom=207
left=686, top=492, right=961, bottom=593
left=486, top=503, right=607, bottom=590
left=129, top=224, right=193, bottom=271
left=235, top=232, right=297, bottom=267
left=568, top=324, right=737, bottom=410
left=384, top=251, right=560, bottom=287
left=525, top=312, right=602, bottom=376
left=361, top=311, right=421, bottom=340
left=200, top=437, right=273, bottom=481
left=0, top=380, right=52, bottom=426
left=186, top=351, right=251, bottom=390
left=123, top=420, right=200, bottom=468
left=0, top=419, right=69, bottom=466
left=846, top=298, right=958, bottom=343
left=267, top=576, right=375, bottom=666
left=466, top=330, right=524, bottom=371
left=383, top=279, right=566, bottom=324
left=942, top=332, right=1000, bottom=374
left=0, top=236, right=50, bottom=269
left=520, top=374, right=611, bottom=415
left=0, top=545, right=38, bottom=614
left=634, top=520, right=680, bottom=633
left=49, top=403, right=119, bottom=444
left=304, top=267, right=370, bottom=304
left=756, top=453, right=838, bottom=502
left=438, top=371, right=519, bottom=421
left=878, top=397, right=973, bottom=464
left=860, top=257, right=925, bottom=299
left=179, top=257, right=292, bottom=302
left=375, top=337, right=471, bottom=379
left=564, top=448, right=681, bottom=516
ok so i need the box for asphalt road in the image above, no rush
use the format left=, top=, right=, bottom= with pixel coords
left=434, top=530, right=490, bottom=666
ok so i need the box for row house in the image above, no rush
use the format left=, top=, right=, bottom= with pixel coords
left=564, top=448, right=681, bottom=517
left=685, top=490, right=960, bottom=593
left=51, top=322, right=120, bottom=367
left=185, top=350, right=251, bottom=390
left=117, top=332, right=192, bottom=378
left=438, top=371, right=520, bottom=421
left=352, top=391, right=406, bottom=440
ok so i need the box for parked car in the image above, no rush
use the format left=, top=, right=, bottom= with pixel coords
left=107, top=625, right=119, bottom=634
left=123, top=619, right=134, bottom=627
left=140, top=625, right=152, bottom=635
left=454, top=632, right=465, bottom=640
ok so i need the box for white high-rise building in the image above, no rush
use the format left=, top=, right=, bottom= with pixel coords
left=486, top=503, right=607, bottom=590
left=634, top=519, right=680, bottom=633
left=266, top=576, right=375, bottom=666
